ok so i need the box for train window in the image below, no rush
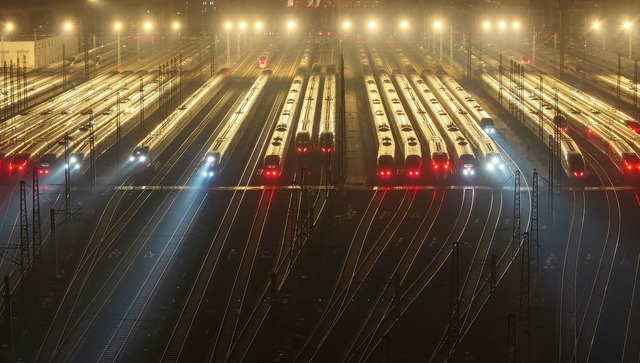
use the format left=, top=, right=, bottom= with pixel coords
left=286, top=98, right=294, bottom=104
left=375, top=110, right=384, bottom=116
left=383, top=79, right=391, bottom=83
left=396, top=110, right=405, bottom=116
left=293, top=79, right=302, bottom=84
left=370, top=89, right=377, bottom=94
left=388, top=89, right=396, bottom=93
left=367, top=80, right=375, bottom=84
left=392, top=98, right=400, bottom=104
left=282, top=110, right=291, bottom=116
left=373, top=99, right=381, bottom=104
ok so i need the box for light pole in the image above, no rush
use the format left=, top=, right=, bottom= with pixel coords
left=287, top=20, right=296, bottom=37
left=138, top=21, right=152, bottom=61
left=237, top=21, right=246, bottom=61
left=1, top=22, right=15, bottom=65
left=171, top=21, right=181, bottom=50
left=62, top=21, right=74, bottom=93
left=624, top=21, right=633, bottom=59
left=434, top=20, right=443, bottom=61
left=367, top=20, right=376, bottom=43
left=225, top=22, right=232, bottom=68
left=114, top=21, right=122, bottom=71
left=513, top=21, right=520, bottom=52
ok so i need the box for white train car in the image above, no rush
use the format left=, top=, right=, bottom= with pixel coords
left=518, top=73, right=640, bottom=176
left=263, top=75, right=305, bottom=177
left=442, top=76, right=496, bottom=134
left=483, top=73, right=587, bottom=178
left=364, top=74, right=396, bottom=177
left=412, top=74, right=477, bottom=176
left=431, top=76, right=505, bottom=173
left=394, top=73, right=450, bottom=173
left=201, top=70, right=270, bottom=177
left=295, top=71, right=320, bottom=153
left=318, top=71, right=336, bottom=153
left=129, top=71, right=229, bottom=170
left=378, top=71, right=423, bottom=177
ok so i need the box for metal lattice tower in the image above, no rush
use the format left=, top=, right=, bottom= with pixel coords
left=139, top=78, right=145, bottom=137
left=513, top=170, right=521, bottom=257
left=531, top=170, right=539, bottom=300
left=89, top=111, right=96, bottom=187
left=519, top=232, right=531, bottom=363
left=289, top=179, right=298, bottom=271
left=63, top=133, right=71, bottom=218
left=507, top=313, right=517, bottom=363
left=19, top=181, right=30, bottom=274
left=32, top=168, right=42, bottom=259
left=634, top=60, right=638, bottom=121
left=499, top=54, right=503, bottom=105
left=548, top=134, right=554, bottom=225
left=538, top=77, right=544, bottom=140
left=555, top=111, right=562, bottom=191
left=467, top=32, right=472, bottom=78
left=617, top=54, right=621, bottom=111
left=448, top=241, right=460, bottom=362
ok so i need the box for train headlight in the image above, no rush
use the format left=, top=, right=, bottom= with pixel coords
left=129, top=155, right=135, bottom=162
left=207, top=155, right=215, bottom=163
left=74, top=164, right=81, bottom=170
left=139, top=155, right=147, bottom=162
left=70, top=156, right=77, bottom=164
left=463, top=169, right=469, bottom=175
left=486, top=163, right=495, bottom=171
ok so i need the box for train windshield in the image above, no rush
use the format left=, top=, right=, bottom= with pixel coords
left=480, top=118, right=495, bottom=133
left=568, top=154, right=586, bottom=177
left=432, top=153, right=449, bottom=169
left=405, top=156, right=422, bottom=176
left=378, top=155, right=395, bottom=177
left=459, top=154, right=476, bottom=168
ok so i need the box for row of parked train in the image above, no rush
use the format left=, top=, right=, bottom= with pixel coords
left=360, top=43, right=505, bottom=180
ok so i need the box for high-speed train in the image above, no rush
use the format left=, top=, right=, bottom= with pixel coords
left=411, top=74, right=477, bottom=176
left=483, top=73, right=587, bottom=178
left=263, top=75, right=305, bottom=177
left=364, top=74, right=396, bottom=177
left=518, top=72, right=640, bottom=175
left=201, top=70, right=270, bottom=178
left=434, top=76, right=506, bottom=173
left=295, top=70, right=320, bottom=153
left=442, top=76, right=496, bottom=134
left=129, top=70, right=229, bottom=171
left=258, top=54, right=269, bottom=69
left=394, top=73, right=450, bottom=173
left=318, top=70, right=336, bottom=153
left=379, top=71, right=423, bottom=177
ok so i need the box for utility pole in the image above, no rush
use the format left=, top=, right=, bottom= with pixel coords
left=519, top=232, right=531, bottom=362
left=513, top=170, right=521, bottom=257
left=89, top=111, right=96, bottom=188
left=140, top=78, right=145, bottom=137
left=531, top=170, right=539, bottom=297
left=32, top=168, right=42, bottom=259
left=448, top=241, right=460, bottom=362
left=507, top=313, right=517, bottom=362
left=3, top=276, right=14, bottom=362
left=63, top=133, right=71, bottom=218
left=20, top=181, right=30, bottom=275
